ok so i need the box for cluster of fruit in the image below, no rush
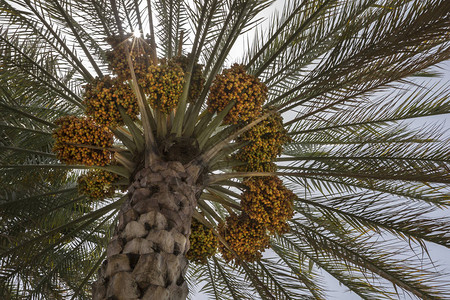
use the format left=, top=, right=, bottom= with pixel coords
left=83, top=76, right=139, bottom=127
left=52, top=116, right=114, bottom=166
left=107, top=36, right=208, bottom=114
left=218, top=213, right=270, bottom=263
left=186, top=219, right=218, bottom=264
left=241, top=176, right=294, bottom=234
left=141, top=63, right=185, bottom=113
left=207, top=64, right=267, bottom=124
left=216, top=176, right=294, bottom=263
left=105, top=35, right=153, bottom=80
left=233, top=112, right=289, bottom=172
left=77, top=170, right=118, bottom=200
left=106, top=36, right=204, bottom=114
left=216, top=110, right=292, bottom=262
left=165, top=56, right=205, bottom=103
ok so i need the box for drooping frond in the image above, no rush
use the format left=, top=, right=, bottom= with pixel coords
left=284, top=217, right=450, bottom=299
left=254, top=0, right=450, bottom=114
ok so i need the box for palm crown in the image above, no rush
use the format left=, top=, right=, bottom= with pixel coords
left=1, top=0, right=449, bottom=299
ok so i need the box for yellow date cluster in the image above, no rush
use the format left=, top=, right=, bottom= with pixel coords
left=52, top=116, right=114, bottom=166
left=207, top=64, right=267, bottom=124
left=186, top=219, right=218, bottom=264
left=77, top=170, right=118, bottom=200
left=233, top=112, right=289, bottom=172
left=105, top=35, right=153, bottom=80
left=241, top=176, right=295, bottom=234
left=169, top=55, right=205, bottom=103
left=83, top=76, right=139, bottom=127
left=218, top=213, right=270, bottom=263
left=141, top=63, right=185, bottom=114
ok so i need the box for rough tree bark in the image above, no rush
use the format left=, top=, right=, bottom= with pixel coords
left=92, top=160, right=202, bottom=300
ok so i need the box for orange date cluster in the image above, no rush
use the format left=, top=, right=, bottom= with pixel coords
left=83, top=76, right=139, bottom=128
left=218, top=213, right=270, bottom=263
left=52, top=116, right=114, bottom=166
left=186, top=219, right=218, bottom=264
left=105, top=36, right=190, bottom=114
left=207, top=64, right=267, bottom=124
left=169, top=55, right=205, bottom=103
left=141, top=63, right=185, bottom=114
left=105, top=35, right=153, bottom=80
left=77, top=170, right=118, bottom=200
left=241, top=176, right=295, bottom=234
left=233, top=112, right=289, bottom=172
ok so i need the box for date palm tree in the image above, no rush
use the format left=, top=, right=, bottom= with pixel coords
left=1, top=0, right=449, bottom=299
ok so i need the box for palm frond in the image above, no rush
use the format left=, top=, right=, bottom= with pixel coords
left=154, top=0, right=188, bottom=58
left=287, top=218, right=450, bottom=299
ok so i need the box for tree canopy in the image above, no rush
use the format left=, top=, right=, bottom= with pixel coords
left=0, top=0, right=449, bottom=299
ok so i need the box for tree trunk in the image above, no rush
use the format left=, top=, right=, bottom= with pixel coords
left=92, top=161, right=202, bottom=300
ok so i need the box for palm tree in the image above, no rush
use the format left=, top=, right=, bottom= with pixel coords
left=1, top=0, right=449, bottom=299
